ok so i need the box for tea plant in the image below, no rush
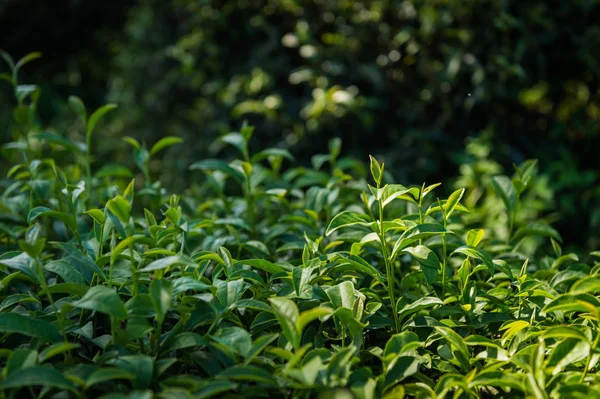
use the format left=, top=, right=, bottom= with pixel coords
left=1, top=52, right=599, bottom=399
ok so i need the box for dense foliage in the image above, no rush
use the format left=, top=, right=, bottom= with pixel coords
left=1, top=53, right=600, bottom=398
left=1, top=0, right=599, bottom=250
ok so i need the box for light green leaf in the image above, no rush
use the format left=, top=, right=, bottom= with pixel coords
left=512, top=222, right=562, bottom=243
left=369, top=155, right=383, bottom=186
left=189, top=159, right=245, bottom=183
left=326, top=211, right=371, bottom=236
left=85, top=368, right=134, bottom=389
left=383, top=356, right=420, bottom=392
left=403, top=245, right=441, bottom=284
left=297, top=307, right=333, bottom=336
left=392, top=223, right=448, bottom=258
left=215, top=279, right=247, bottom=307
left=150, top=136, right=182, bottom=156
left=0, top=313, right=62, bottom=342
left=161, top=332, right=207, bottom=354
left=212, top=327, right=252, bottom=358
left=139, top=255, right=196, bottom=272
left=451, top=245, right=495, bottom=275
left=269, top=297, right=300, bottom=349
left=87, top=104, right=117, bottom=140
left=108, top=354, right=153, bottom=390
left=68, top=95, right=86, bottom=123
left=466, top=229, right=485, bottom=247
left=0, top=366, right=76, bottom=392
left=150, top=278, right=173, bottom=323
left=72, top=286, right=127, bottom=319
left=38, top=342, right=80, bottom=363
left=444, top=188, right=465, bottom=219
left=217, top=365, right=277, bottom=385
left=491, top=175, right=516, bottom=212
left=106, top=195, right=131, bottom=223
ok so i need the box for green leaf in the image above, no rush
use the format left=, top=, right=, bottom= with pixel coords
left=123, top=136, right=141, bottom=149
left=335, top=253, right=385, bottom=281
left=444, top=188, right=465, bottom=219
left=466, top=229, right=485, bottom=247
left=139, top=255, right=196, bottom=272
left=85, top=368, right=134, bottom=389
left=469, top=371, right=524, bottom=391
left=34, top=132, right=84, bottom=152
left=546, top=338, right=590, bottom=376
left=326, top=281, right=356, bottom=309
left=326, top=211, right=371, bottom=236
left=111, top=235, right=153, bottom=265
left=369, top=155, right=383, bottom=186
left=543, top=326, right=589, bottom=343
left=245, top=333, right=279, bottom=364
left=212, top=327, right=252, bottom=358
left=51, top=241, right=106, bottom=281
left=150, top=136, right=183, bottom=156
left=72, top=285, right=127, bottom=319
left=217, top=365, right=277, bottom=385
left=384, top=332, right=422, bottom=360
left=38, top=342, right=80, bottom=363
left=106, top=195, right=131, bottom=223
left=38, top=282, right=89, bottom=297
left=451, top=245, right=495, bottom=275
left=269, top=297, right=300, bottom=350
left=68, top=95, right=87, bottom=123
left=108, top=354, right=153, bottom=390
left=391, top=223, right=448, bottom=258
left=189, top=159, right=245, bottom=183
left=297, top=307, right=332, bottom=336
left=233, top=259, right=291, bottom=274
left=380, top=184, right=419, bottom=207
left=215, top=279, right=247, bottom=307
left=0, top=313, right=62, bottom=342
left=491, top=175, right=516, bottom=212
left=95, top=164, right=134, bottom=179
left=434, top=327, right=471, bottom=370
left=398, top=297, right=443, bottom=321
left=161, top=332, right=207, bottom=353
left=570, top=277, right=600, bottom=295
left=221, top=132, right=247, bottom=155
left=27, top=206, right=76, bottom=232
left=196, top=380, right=239, bottom=399
left=44, top=259, right=89, bottom=285
left=512, top=222, right=562, bottom=243
left=403, top=245, right=441, bottom=284
left=172, top=277, right=211, bottom=295
left=87, top=103, right=117, bottom=140
left=14, top=52, right=42, bottom=72
left=383, top=356, right=420, bottom=392
left=251, top=148, right=295, bottom=163
left=0, top=366, right=76, bottom=392
left=150, top=278, right=173, bottom=323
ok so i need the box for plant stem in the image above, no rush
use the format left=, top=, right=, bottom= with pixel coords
left=580, top=326, right=599, bottom=383
left=378, top=199, right=400, bottom=334
left=441, top=232, right=447, bottom=300
left=34, top=258, right=68, bottom=344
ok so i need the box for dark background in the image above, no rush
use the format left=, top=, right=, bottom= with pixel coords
left=1, top=0, right=599, bottom=250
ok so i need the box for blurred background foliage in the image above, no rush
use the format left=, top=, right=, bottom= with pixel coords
left=1, top=0, right=599, bottom=250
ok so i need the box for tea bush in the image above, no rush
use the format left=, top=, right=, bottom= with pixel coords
left=1, top=52, right=600, bottom=398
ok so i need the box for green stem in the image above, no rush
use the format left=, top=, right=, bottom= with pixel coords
left=129, top=243, right=138, bottom=296
left=34, top=258, right=68, bottom=345
left=378, top=199, right=400, bottom=334
left=580, top=326, right=599, bottom=383
left=245, top=179, right=256, bottom=238
left=441, top=232, right=447, bottom=300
